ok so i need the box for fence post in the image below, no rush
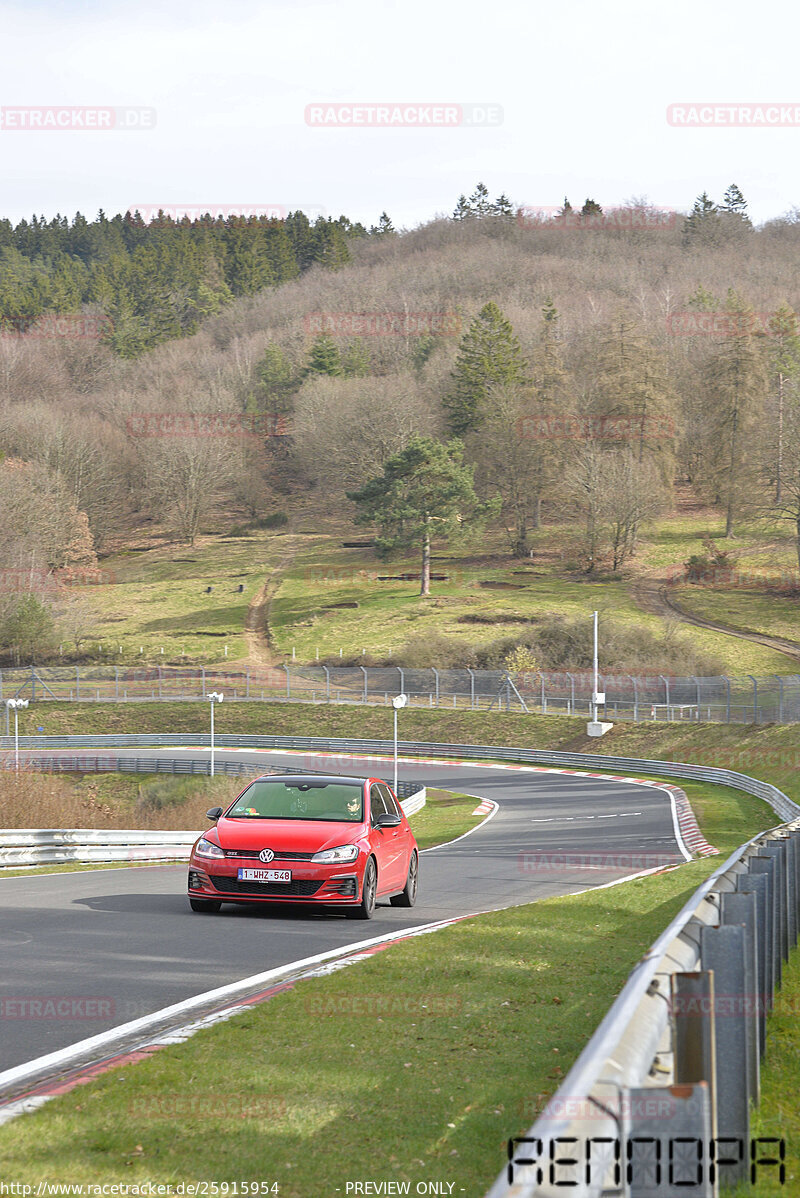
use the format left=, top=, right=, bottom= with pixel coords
left=201, top=666, right=206, bottom=698
left=748, top=674, right=758, bottom=723
left=76, top=666, right=80, bottom=701
left=629, top=674, right=638, bottom=722
left=158, top=667, right=162, bottom=699
left=567, top=672, right=574, bottom=715
left=246, top=668, right=250, bottom=700
left=773, top=674, right=784, bottom=722
left=284, top=665, right=290, bottom=699
left=432, top=667, right=439, bottom=706
left=467, top=667, right=475, bottom=709
left=323, top=665, right=330, bottom=701
left=397, top=666, right=404, bottom=697
left=115, top=668, right=119, bottom=700
left=726, top=676, right=731, bottom=723
left=359, top=665, right=368, bottom=703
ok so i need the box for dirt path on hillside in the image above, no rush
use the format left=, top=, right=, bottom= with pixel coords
left=242, top=542, right=300, bottom=671
left=631, top=578, right=800, bottom=665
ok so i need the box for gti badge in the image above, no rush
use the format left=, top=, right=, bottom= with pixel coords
left=259, top=848, right=275, bottom=863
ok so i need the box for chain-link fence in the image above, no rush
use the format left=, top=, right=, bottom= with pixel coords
left=1, top=664, right=798, bottom=724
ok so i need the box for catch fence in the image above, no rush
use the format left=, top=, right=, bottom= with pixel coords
left=1, top=665, right=798, bottom=724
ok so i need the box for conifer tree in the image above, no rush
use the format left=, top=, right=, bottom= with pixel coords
left=443, top=302, right=531, bottom=436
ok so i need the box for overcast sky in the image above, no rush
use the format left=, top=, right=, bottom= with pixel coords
left=2, top=0, right=799, bottom=229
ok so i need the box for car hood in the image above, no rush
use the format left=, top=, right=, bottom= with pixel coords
left=214, top=818, right=363, bottom=853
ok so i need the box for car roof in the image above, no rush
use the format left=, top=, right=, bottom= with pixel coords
left=249, top=774, right=369, bottom=786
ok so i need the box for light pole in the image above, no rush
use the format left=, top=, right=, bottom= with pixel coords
left=587, top=611, right=612, bottom=737
left=207, top=692, right=223, bottom=776
left=6, top=698, right=29, bottom=774
left=392, top=693, right=408, bottom=794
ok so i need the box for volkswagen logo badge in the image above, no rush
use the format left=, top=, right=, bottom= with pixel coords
left=259, top=848, right=275, bottom=863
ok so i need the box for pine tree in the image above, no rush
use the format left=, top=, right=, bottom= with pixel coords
left=700, top=292, right=768, bottom=535
left=306, top=334, right=342, bottom=377
left=767, top=304, right=800, bottom=502
left=347, top=437, right=498, bottom=596
left=443, top=302, right=531, bottom=436
left=581, top=198, right=603, bottom=217
left=374, top=212, right=394, bottom=235
left=682, top=192, right=722, bottom=245
left=722, top=183, right=748, bottom=215
left=469, top=182, right=491, bottom=216
left=452, top=195, right=471, bottom=221
left=591, top=314, right=679, bottom=487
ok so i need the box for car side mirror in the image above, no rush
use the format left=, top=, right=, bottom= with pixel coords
left=373, top=812, right=402, bottom=829
left=206, top=806, right=223, bottom=821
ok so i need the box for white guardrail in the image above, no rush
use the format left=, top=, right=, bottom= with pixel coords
left=0, top=789, right=426, bottom=869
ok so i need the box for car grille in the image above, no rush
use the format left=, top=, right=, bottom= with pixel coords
left=223, top=849, right=315, bottom=860
left=209, top=876, right=323, bottom=897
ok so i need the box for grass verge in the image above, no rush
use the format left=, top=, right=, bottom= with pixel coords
left=0, top=767, right=780, bottom=1193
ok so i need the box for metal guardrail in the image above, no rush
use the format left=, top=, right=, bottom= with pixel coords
left=4, top=733, right=797, bottom=822
left=7, top=752, right=423, bottom=798
left=3, top=665, right=799, bottom=724
left=0, top=787, right=427, bottom=867
left=490, top=819, right=800, bottom=1197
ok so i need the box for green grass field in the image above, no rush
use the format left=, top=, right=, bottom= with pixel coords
left=61, top=529, right=296, bottom=665
left=269, top=536, right=792, bottom=673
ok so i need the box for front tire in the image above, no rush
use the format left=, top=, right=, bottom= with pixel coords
left=189, top=897, right=222, bottom=913
left=390, top=851, right=418, bottom=907
left=346, top=857, right=377, bottom=920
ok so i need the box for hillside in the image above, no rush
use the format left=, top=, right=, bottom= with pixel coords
left=2, top=189, right=800, bottom=674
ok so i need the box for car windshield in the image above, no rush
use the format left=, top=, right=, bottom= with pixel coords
left=226, top=780, right=364, bottom=821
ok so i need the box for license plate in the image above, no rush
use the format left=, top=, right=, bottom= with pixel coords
left=238, top=868, right=291, bottom=883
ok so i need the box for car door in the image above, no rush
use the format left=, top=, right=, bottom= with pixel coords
left=377, top=782, right=407, bottom=889
left=368, top=783, right=394, bottom=893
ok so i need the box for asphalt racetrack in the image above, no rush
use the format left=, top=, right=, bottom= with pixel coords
left=0, top=748, right=687, bottom=1073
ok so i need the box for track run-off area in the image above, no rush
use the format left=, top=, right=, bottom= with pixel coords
left=0, top=747, right=695, bottom=1085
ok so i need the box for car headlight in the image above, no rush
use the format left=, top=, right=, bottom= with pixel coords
left=311, top=844, right=359, bottom=864
left=195, top=837, right=224, bottom=859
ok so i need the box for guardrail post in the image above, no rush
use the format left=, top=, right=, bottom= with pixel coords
left=699, top=923, right=751, bottom=1186
left=735, top=872, right=769, bottom=1056
left=783, top=834, right=798, bottom=949
left=626, top=1082, right=713, bottom=1197
left=720, top=891, right=760, bottom=1103
left=672, top=972, right=717, bottom=1130
left=747, top=855, right=778, bottom=1003
left=758, top=842, right=790, bottom=968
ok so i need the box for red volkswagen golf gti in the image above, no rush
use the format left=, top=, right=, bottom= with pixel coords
left=187, top=774, right=419, bottom=919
